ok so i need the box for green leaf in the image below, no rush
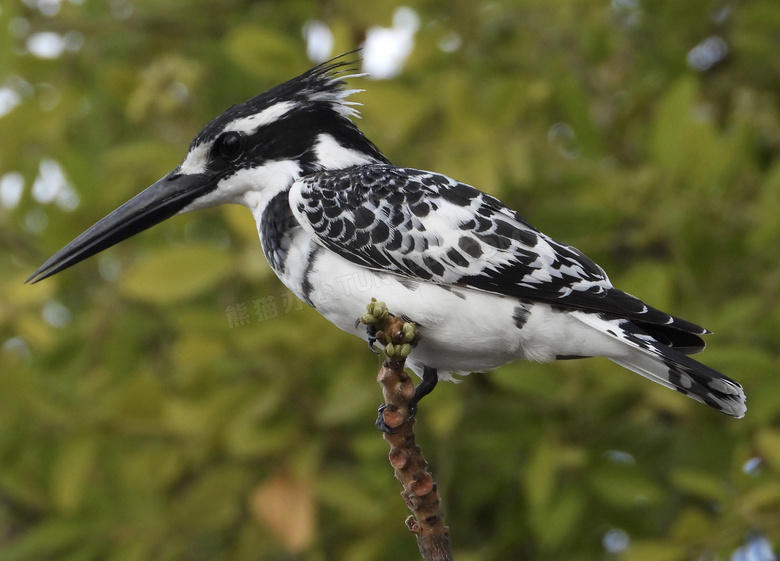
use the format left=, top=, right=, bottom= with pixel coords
left=650, top=77, right=697, bottom=176
left=533, top=488, right=586, bottom=551
left=223, top=26, right=304, bottom=81
left=588, top=464, right=663, bottom=507
left=623, top=541, right=687, bottom=561
left=118, top=244, right=233, bottom=304
left=51, top=436, right=97, bottom=514
left=1, top=520, right=91, bottom=561
left=756, top=428, right=780, bottom=472
left=523, top=439, right=558, bottom=512
left=669, top=468, right=730, bottom=504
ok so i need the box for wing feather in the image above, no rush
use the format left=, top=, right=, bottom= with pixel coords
left=289, top=165, right=706, bottom=336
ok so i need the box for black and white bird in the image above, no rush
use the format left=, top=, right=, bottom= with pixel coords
left=28, top=54, right=746, bottom=419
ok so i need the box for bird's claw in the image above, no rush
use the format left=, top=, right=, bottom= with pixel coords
left=358, top=300, right=389, bottom=353
left=376, top=404, right=395, bottom=433
left=366, top=324, right=381, bottom=353
left=376, top=402, right=418, bottom=434
left=375, top=370, right=434, bottom=434
left=360, top=300, right=432, bottom=433
left=367, top=338, right=381, bottom=354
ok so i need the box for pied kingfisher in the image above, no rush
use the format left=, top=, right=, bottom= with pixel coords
left=29, top=53, right=746, bottom=419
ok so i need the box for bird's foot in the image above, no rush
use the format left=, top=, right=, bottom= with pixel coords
left=376, top=365, right=438, bottom=434
left=360, top=299, right=428, bottom=433
left=365, top=325, right=380, bottom=353
left=375, top=403, right=400, bottom=433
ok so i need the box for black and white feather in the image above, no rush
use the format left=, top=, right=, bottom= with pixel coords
left=287, top=165, right=745, bottom=417
left=29, top=53, right=747, bottom=419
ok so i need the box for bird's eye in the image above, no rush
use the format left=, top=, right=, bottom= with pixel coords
left=215, top=131, right=243, bottom=161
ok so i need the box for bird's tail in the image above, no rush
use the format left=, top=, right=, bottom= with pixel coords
left=574, top=313, right=747, bottom=418
left=610, top=351, right=746, bottom=418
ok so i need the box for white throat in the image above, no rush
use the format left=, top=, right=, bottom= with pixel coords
left=239, top=159, right=302, bottom=218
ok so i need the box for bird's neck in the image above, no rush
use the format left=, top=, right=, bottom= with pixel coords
left=306, top=132, right=387, bottom=172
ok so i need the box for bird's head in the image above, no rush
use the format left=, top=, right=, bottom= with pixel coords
left=28, top=53, right=388, bottom=283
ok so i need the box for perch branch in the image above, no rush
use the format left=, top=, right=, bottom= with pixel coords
left=361, top=299, right=454, bottom=561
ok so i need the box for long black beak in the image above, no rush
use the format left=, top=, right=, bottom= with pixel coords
left=27, top=170, right=216, bottom=283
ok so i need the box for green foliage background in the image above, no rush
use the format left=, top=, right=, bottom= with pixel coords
left=1, top=1, right=779, bottom=560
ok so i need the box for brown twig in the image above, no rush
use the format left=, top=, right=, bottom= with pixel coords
left=361, top=301, right=454, bottom=561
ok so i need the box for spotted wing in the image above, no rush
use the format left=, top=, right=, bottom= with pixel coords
left=289, top=165, right=705, bottom=334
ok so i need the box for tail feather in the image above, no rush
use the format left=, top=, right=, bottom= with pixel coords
left=573, top=312, right=747, bottom=418
left=610, top=351, right=746, bottom=418
left=633, top=320, right=707, bottom=355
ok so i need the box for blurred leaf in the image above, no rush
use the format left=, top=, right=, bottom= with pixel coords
left=315, top=472, right=386, bottom=525
left=2, top=520, right=91, bottom=561
left=534, top=488, right=586, bottom=551
left=221, top=204, right=259, bottom=244
left=171, top=465, right=251, bottom=532
left=14, top=314, right=56, bottom=348
left=170, top=332, right=226, bottom=371
left=51, top=436, right=97, bottom=514
left=360, top=80, right=432, bottom=150
left=223, top=26, right=304, bottom=81
left=4, top=2, right=780, bottom=560
left=224, top=412, right=297, bottom=460
left=615, top=262, right=673, bottom=312
left=755, top=428, right=780, bottom=472
left=126, top=54, right=204, bottom=123
left=670, top=507, right=714, bottom=542
left=523, top=439, right=558, bottom=513
left=249, top=470, right=316, bottom=553
left=650, top=78, right=693, bottom=173
left=2, top=274, right=56, bottom=308
left=317, top=366, right=377, bottom=426
left=588, top=464, right=663, bottom=507
left=109, top=373, right=165, bottom=423
left=101, top=141, right=184, bottom=199
left=118, top=244, right=233, bottom=304
left=669, top=468, right=730, bottom=504
left=489, top=363, right=561, bottom=399
left=738, top=482, right=780, bottom=514
left=622, top=541, right=687, bottom=561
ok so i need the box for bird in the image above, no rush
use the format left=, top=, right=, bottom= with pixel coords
left=28, top=52, right=746, bottom=421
